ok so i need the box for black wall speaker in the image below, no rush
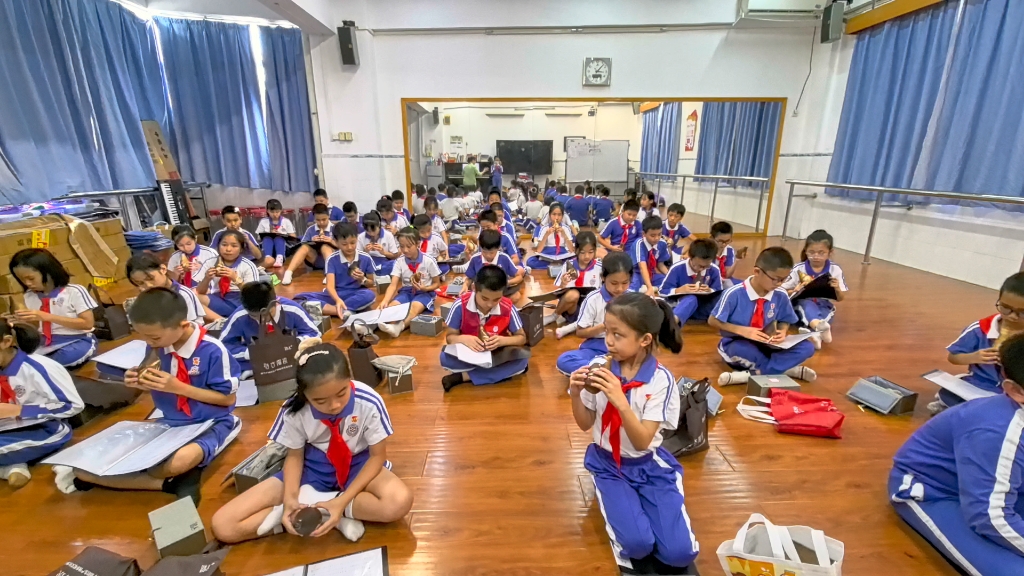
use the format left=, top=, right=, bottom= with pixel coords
left=338, top=23, right=359, bottom=66
left=821, top=1, right=846, bottom=44
left=432, top=107, right=439, bottom=125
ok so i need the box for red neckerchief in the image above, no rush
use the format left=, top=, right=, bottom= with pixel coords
left=171, top=326, right=207, bottom=417
left=407, top=258, right=421, bottom=275
left=420, top=237, right=430, bottom=254
left=667, top=226, right=676, bottom=241
left=38, top=288, right=61, bottom=346
left=646, top=243, right=657, bottom=273
left=182, top=247, right=200, bottom=287
left=717, top=254, right=728, bottom=277
left=618, top=217, right=629, bottom=245
left=601, top=379, right=646, bottom=468
left=218, top=260, right=236, bottom=297
left=747, top=283, right=767, bottom=330
left=575, top=258, right=596, bottom=288
left=553, top=225, right=561, bottom=252
left=321, top=382, right=357, bottom=487
left=0, top=375, right=15, bottom=404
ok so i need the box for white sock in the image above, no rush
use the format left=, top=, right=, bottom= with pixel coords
left=274, top=255, right=284, bottom=267
left=555, top=315, right=567, bottom=326
left=799, top=328, right=822, bottom=350
left=821, top=326, right=833, bottom=344
left=257, top=504, right=285, bottom=536
left=337, top=517, right=365, bottom=542
left=555, top=322, right=577, bottom=339
left=785, top=366, right=818, bottom=382
left=2, top=463, right=30, bottom=487
left=281, top=270, right=293, bottom=285
left=543, top=314, right=558, bottom=326
left=453, top=264, right=468, bottom=274
left=380, top=321, right=404, bottom=337
left=719, top=371, right=750, bottom=386
left=53, top=465, right=77, bottom=494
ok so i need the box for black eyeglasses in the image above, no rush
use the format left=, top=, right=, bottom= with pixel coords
left=756, top=268, right=787, bottom=285
left=996, top=301, right=1024, bottom=319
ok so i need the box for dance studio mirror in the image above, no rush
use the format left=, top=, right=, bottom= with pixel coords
left=402, top=98, right=785, bottom=236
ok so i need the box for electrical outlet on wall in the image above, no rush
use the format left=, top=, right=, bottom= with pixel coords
left=333, top=132, right=355, bottom=142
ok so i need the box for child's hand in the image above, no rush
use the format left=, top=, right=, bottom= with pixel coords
left=124, top=368, right=142, bottom=389
left=282, top=499, right=304, bottom=536
left=976, top=348, right=1001, bottom=365
left=334, top=299, right=347, bottom=314
left=482, top=333, right=501, bottom=351
left=676, top=284, right=701, bottom=295
left=0, top=403, right=22, bottom=419
left=138, top=369, right=179, bottom=392
left=350, top=268, right=365, bottom=282
left=459, top=335, right=485, bottom=352
left=376, top=300, right=390, bottom=311
left=739, top=326, right=771, bottom=343
left=311, top=497, right=348, bottom=537
left=610, top=246, right=623, bottom=252
left=174, top=265, right=186, bottom=277
left=769, top=331, right=787, bottom=345
left=14, top=309, right=43, bottom=323
left=568, top=367, right=589, bottom=395
left=828, top=277, right=841, bottom=289
left=589, top=369, right=629, bottom=410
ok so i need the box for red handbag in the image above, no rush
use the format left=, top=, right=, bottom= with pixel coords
left=737, top=389, right=844, bottom=439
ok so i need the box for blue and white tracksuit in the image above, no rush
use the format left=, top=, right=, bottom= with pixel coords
left=0, top=351, right=83, bottom=466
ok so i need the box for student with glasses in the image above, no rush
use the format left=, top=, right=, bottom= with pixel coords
left=930, top=272, right=1024, bottom=414
left=708, top=247, right=817, bottom=386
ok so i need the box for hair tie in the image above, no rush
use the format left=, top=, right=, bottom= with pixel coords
left=297, top=350, right=330, bottom=366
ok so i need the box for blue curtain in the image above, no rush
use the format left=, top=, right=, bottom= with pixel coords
left=828, top=0, right=1024, bottom=209
left=154, top=17, right=270, bottom=190
left=262, top=26, right=316, bottom=193
left=694, top=101, right=781, bottom=187
left=639, top=102, right=682, bottom=178
left=0, top=0, right=165, bottom=203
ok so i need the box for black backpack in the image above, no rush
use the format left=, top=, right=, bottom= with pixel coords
left=662, top=377, right=710, bottom=457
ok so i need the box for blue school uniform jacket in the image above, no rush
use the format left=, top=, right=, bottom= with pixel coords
left=564, top=195, right=591, bottom=224
left=465, top=252, right=519, bottom=282
left=711, top=279, right=798, bottom=337
left=220, top=297, right=321, bottom=363
left=659, top=259, right=723, bottom=296
left=947, top=314, right=1004, bottom=395
left=601, top=217, right=640, bottom=249
left=631, top=238, right=671, bottom=274
left=153, top=324, right=240, bottom=424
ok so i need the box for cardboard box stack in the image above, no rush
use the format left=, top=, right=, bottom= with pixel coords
left=0, top=215, right=130, bottom=307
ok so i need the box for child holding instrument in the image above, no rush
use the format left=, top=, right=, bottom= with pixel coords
left=526, top=202, right=574, bottom=270
left=659, top=238, right=722, bottom=325
left=663, top=203, right=697, bottom=256
left=544, top=231, right=602, bottom=328
left=782, top=230, right=847, bottom=348
left=358, top=212, right=400, bottom=276
left=294, top=223, right=377, bottom=317
left=630, top=216, right=671, bottom=294
left=375, top=228, right=441, bottom=338
left=211, top=206, right=262, bottom=263
left=168, top=225, right=217, bottom=289
left=127, top=253, right=216, bottom=324
left=464, top=229, right=525, bottom=303
left=54, top=288, right=241, bottom=504
left=281, top=204, right=338, bottom=286
left=196, top=230, right=260, bottom=317
left=568, top=293, right=696, bottom=573
left=599, top=199, right=641, bottom=253
left=556, top=252, right=633, bottom=371
left=10, top=249, right=97, bottom=368
left=210, top=341, right=412, bottom=543
left=256, top=199, right=297, bottom=269
left=711, top=221, right=738, bottom=288
left=412, top=214, right=450, bottom=275
left=221, top=282, right=320, bottom=376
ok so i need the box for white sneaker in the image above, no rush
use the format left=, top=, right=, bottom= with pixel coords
left=555, top=322, right=577, bottom=339
left=799, top=328, right=822, bottom=350
left=337, top=517, right=365, bottom=542
left=379, top=321, right=404, bottom=338
left=53, top=465, right=77, bottom=494
left=281, top=270, right=293, bottom=285
left=719, top=371, right=750, bottom=386
left=785, top=366, right=818, bottom=382
left=274, top=255, right=284, bottom=268
left=0, top=463, right=30, bottom=489
left=543, top=314, right=558, bottom=326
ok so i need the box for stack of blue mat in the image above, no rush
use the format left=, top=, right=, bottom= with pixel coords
left=125, top=230, right=174, bottom=252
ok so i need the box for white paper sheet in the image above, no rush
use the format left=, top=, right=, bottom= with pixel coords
left=237, top=379, right=258, bottom=407
left=92, top=340, right=149, bottom=370
left=767, top=332, right=816, bottom=350
left=923, top=369, right=998, bottom=402
left=36, top=340, right=75, bottom=356
left=538, top=251, right=576, bottom=262
left=444, top=343, right=494, bottom=368
left=306, top=548, right=386, bottom=576
left=343, top=303, right=410, bottom=328
left=264, top=569, right=305, bottom=576
left=41, top=420, right=213, bottom=476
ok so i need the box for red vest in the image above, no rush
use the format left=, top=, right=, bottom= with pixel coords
left=458, top=292, right=514, bottom=337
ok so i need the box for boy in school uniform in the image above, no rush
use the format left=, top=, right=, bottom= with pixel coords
left=281, top=204, right=337, bottom=285
left=711, top=221, right=738, bottom=287
left=54, top=288, right=242, bottom=504
left=709, top=247, right=817, bottom=386
left=377, top=198, right=409, bottom=234
left=934, top=272, right=1024, bottom=412
left=664, top=203, right=697, bottom=256
left=554, top=185, right=571, bottom=207
left=220, top=282, right=320, bottom=376
left=211, top=206, right=263, bottom=263
left=342, top=201, right=364, bottom=233
left=294, top=223, right=377, bottom=317
left=435, top=184, right=449, bottom=202
left=659, top=238, right=723, bottom=325
left=599, top=199, right=641, bottom=253
left=477, top=210, right=522, bottom=266
left=889, top=332, right=1024, bottom=576
left=593, top=187, right=615, bottom=225
left=439, top=265, right=529, bottom=392
left=465, top=229, right=526, bottom=304
left=565, top=185, right=592, bottom=227
left=358, top=213, right=400, bottom=276
left=308, top=189, right=344, bottom=222
left=630, top=216, right=671, bottom=294
left=391, top=190, right=411, bottom=221
left=255, top=199, right=297, bottom=269
left=127, top=253, right=216, bottom=324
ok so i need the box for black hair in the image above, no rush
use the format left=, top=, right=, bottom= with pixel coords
left=126, top=253, right=164, bottom=285
left=688, top=238, right=718, bottom=261
left=755, top=246, right=795, bottom=272
left=222, top=205, right=241, bottom=217
left=642, top=216, right=663, bottom=233
left=391, top=190, right=405, bottom=201
left=488, top=189, right=502, bottom=200
left=171, top=225, right=197, bottom=246
left=490, top=202, right=504, bottom=214
left=710, top=221, right=733, bottom=237
left=424, top=197, right=439, bottom=211
left=395, top=227, right=418, bottom=246
left=376, top=198, right=394, bottom=214
left=601, top=187, right=610, bottom=197
left=313, top=189, right=328, bottom=199
left=549, top=202, right=564, bottom=216
left=415, top=184, right=427, bottom=197
left=342, top=201, right=358, bottom=214
left=1000, top=273, right=1024, bottom=298
left=412, top=214, right=431, bottom=229
left=476, top=265, right=508, bottom=292
left=217, top=230, right=246, bottom=252
left=333, top=222, right=358, bottom=240
left=478, top=209, right=498, bottom=225
left=10, top=249, right=70, bottom=291
left=478, top=229, right=502, bottom=251
left=312, top=203, right=329, bottom=216
left=667, top=203, right=686, bottom=216
left=285, top=342, right=351, bottom=414
left=557, top=185, right=568, bottom=195
left=129, top=287, right=187, bottom=328
left=602, top=251, right=633, bottom=279
left=266, top=199, right=283, bottom=211
left=622, top=199, right=640, bottom=213
left=362, top=212, right=381, bottom=229
left=0, top=321, right=41, bottom=354
left=427, top=187, right=438, bottom=197
left=529, top=189, right=539, bottom=200
left=574, top=185, right=585, bottom=195
left=801, top=229, right=835, bottom=262
left=543, top=195, right=553, bottom=206
left=240, top=281, right=275, bottom=313
left=640, top=190, right=655, bottom=202
left=575, top=231, right=598, bottom=253
left=624, top=188, right=637, bottom=200
left=605, top=292, right=683, bottom=354
left=1000, top=332, right=1024, bottom=387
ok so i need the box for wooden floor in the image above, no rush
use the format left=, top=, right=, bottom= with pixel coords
left=1, top=236, right=989, bottom=576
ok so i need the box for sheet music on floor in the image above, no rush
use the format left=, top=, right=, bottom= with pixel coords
left=92, top=340, right=149, bottom=370
left=766, top=331, right=816, bottom=350
left=538, top=251, right=576, bottom=262
left=443, top=344, right=530, bottom=368
left=148, top=379, right=257, bottom=420
left=343, top=303, right=410, bottom=328
left=266, top=546, right=389, bottom=576
left=41, top=420, right=214, bottom=476
left=922, top=369, right=998, bottom=402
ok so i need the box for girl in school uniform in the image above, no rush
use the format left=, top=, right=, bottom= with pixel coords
left=255, top=199, right=298, bottom=269
left=196, top=230, right=260, bottom=317
left=556, top=252, right=633, bottom=373
left=167, top=225, right=218, bottom=289
left=412, top=214, right=450, bottom=276
left=0, top=322, right=83, bottom=489
left=782, top=229, right=847, bottom=348
left=10, top=249, right=98, bottom=368
left=375, top=228, right=441, bottom=338
left=358, top=213, right=400, bottom=277
left=544, top=232, right=602, bottom=329
left=127, top=253, right=218, bottom=324
left=568, top=293, right=697, bottom=573
left=211, top=341, right=413, bottom=544
left=526, top=202, right=574, bottom=270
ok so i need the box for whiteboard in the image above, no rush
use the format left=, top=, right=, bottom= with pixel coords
left=565, top=139, right=629, bottom=182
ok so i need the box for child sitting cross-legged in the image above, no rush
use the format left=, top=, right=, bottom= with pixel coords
left=294, top=223, right=377, bottom=318
left=220, top=282, right=320, bottom=377
left=375, top=228, right=441, bottom=338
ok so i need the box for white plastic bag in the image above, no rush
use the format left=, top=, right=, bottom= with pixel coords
left=717, top=513, right=844, bottom=576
